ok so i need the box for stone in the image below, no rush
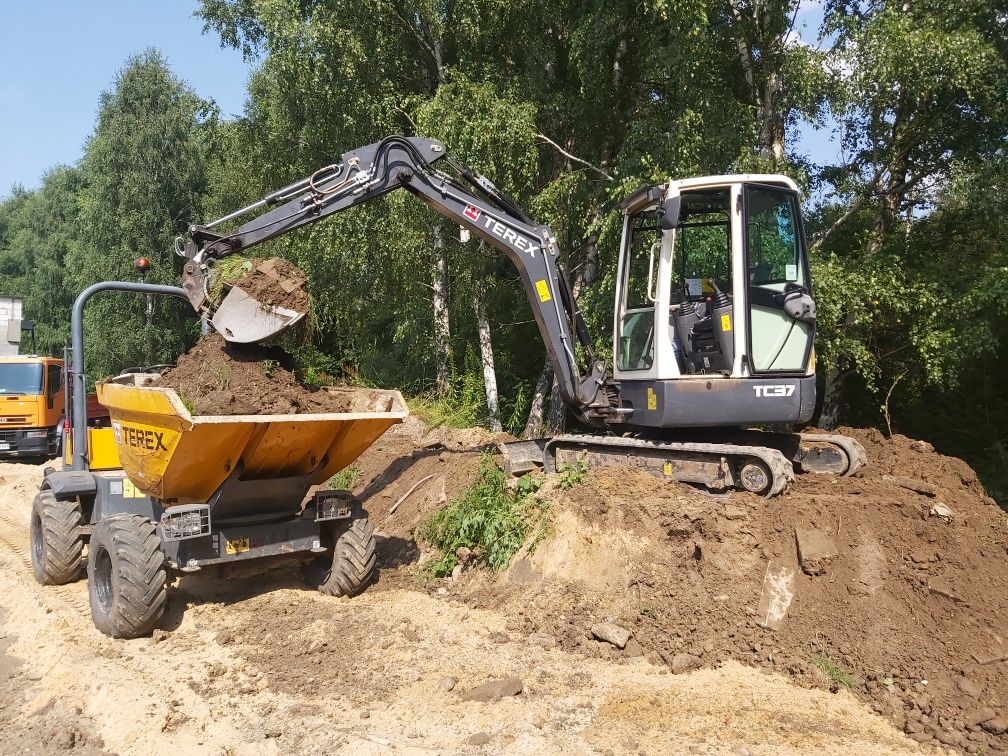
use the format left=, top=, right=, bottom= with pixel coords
left=965, top=708, right=997, bottom=728
left=936, top=730, right=964, bottom=748
left=956, top=676, right=981, bottom=698
left=215, top=630, right=234, bottom=645
left=360, top=711, right=370, bottom=720
left=756, top=559, right=796, bottom=629
left=908, top=732, right=934, bottom=744
left=981, top=718, right=1007, bottom=736
left=451, top=563, right=463, bottom=581
left=671, top=653, right=702, bottom=674
left=438, top=676, right=457, bottom=692
left=910, top=440, right=934, bottom=453
left=591, top=623, right=632, bottom=649
left=724, top=505, right=747, bottom=520
left=460, top=677, right=524, bottom=702
left=795, top=527, right=839, bottom=576
left=467, top=732, right=491, bottom=746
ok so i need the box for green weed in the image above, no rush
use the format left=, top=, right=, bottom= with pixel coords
left=812, top=655, right=859, bottom=690
left=328, top=464, right=362, bottom=491
left=421, top=454, right=549, bottom=577
left=558, top=454, right=589, bottom=489
left=209, top=256, right=253, bottom=302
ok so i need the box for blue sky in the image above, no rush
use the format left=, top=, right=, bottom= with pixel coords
left=0, top=2, right=838, bottom=198
left=0, top=2, right=249, bottom=195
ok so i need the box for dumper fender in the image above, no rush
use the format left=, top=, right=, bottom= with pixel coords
left=43, top=470, right=97, bottom=500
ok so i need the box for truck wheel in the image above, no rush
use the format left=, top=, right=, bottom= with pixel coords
left=87, top=514, right=166, bottom=638
left=30, top=489, right=83, bottom=585
left=304, top=517, right=376, bottom=597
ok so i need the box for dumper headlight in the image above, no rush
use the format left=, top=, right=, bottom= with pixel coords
left=160, top=505, right=211, bottom=541
left=24, top=430, right=48, bottom=439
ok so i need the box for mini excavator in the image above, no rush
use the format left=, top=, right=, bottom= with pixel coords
left=179, top=136, right=865, bottom=496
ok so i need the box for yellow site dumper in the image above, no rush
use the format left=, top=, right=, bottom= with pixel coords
left=30, top=281, right=406, bottom=639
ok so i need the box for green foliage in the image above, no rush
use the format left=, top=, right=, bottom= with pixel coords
left=811, top=655, right=859, bottom=690
left=328, top=465, right=361, bottom=491
left=558, top=454, right=589, bottom=490
left=421, top=455, right=547, bottom=577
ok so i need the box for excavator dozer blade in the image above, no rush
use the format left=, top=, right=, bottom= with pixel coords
left=211, top=285, right=306, bottom=344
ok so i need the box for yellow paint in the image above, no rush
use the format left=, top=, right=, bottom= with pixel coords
left=647, top=387, right=657, bottom=411
left=535, top=279, right=551, bottom=302
left=96, top=382, right=407, bottom=503
left=701, top=278, right=716, bottom=294
left=63, top=427, right=122, bottom=471
left=808, top=347, right=816, bottom=374
left=662, top=461, right=673, bottom=476
left=720, top=313, right=732, bottom=332
left=226, top=538, right=250, bottom=555
left=122, top=479, right=143, bottom=498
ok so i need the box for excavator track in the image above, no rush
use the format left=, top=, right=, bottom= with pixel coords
left=794, top=433, right=868, bottom=476
left=503, top=434, right=795, bottom=497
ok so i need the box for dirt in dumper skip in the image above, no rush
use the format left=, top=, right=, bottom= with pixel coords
left=153, top=333, right=359, bottom=416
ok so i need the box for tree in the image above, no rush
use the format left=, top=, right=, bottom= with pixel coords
left=67, top=50, right=218, bottom=379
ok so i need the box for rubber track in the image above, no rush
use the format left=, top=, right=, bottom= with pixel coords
left=320, top=517, right=377, bottom=597
left=32, top=490, right=83, bottom=585
left=545, top=434, right=796, bottom=497
left=90, top=515, right=166, bottom=638
left=798, top=433, right=868, bottom=476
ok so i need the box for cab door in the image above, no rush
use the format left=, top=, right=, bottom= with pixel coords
left=743, top=183, right=815, bottom=374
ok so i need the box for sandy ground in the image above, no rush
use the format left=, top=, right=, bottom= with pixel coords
left=0, top=458, right=922, bottom=755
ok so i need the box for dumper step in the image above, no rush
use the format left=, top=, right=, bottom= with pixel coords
left=502, top=434, right=794, bottom=496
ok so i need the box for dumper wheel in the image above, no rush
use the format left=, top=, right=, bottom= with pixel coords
left=30, top=489, right=83, bottom=585
left=305, top=517, right=376, bottom=597
left=87, top=514, right=167, bottom=639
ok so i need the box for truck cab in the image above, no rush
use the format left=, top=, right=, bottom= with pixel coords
left=0, top=356, right=65, bottom=457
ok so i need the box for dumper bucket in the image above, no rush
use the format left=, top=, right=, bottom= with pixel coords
left=96, top=379, right=407, bottom=505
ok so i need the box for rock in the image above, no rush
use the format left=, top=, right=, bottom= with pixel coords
left=591, top=623, right=632, bottom=649
left=438, top=676, right=457, bottom=692
left=929, top=502, right=954, bottom=521
left=623, top=637, right=644, bottom=657
left=671, top=653, right=702, bottom=674
left=882, top=474, right=936, bottom=497
left=936, top=730, right=965, bottom=748
left=455, top=546, right=472, bottom=563
left=451, top=563, right=463, bottom=581
left=956, top=676, right=981, bottom=698
left=907, top=732, right=934, bottom=744
left=360, top=711, right=370, bottom=720
left=467, top=732, right=491, bottom=746
left=152, top=629, right=169, bottom=643
left=795, top=527, right=839, bottom=576
left=724, top=505, right=747, bottom=520
left=460, top=677, right=524, bottom=702
left=910, top=440, right=934, bottom=453
left=965, top=708, right=997, bottom=728
left=981, top=718, right=1007, bottom=736
left=756, top=559, right=796, bottom=629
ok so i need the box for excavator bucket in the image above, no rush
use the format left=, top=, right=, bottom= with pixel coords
left=211, top=285, right=306, bottom=344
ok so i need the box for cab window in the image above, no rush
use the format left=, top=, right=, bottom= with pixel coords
left=672, top=189, right=732, bottom=301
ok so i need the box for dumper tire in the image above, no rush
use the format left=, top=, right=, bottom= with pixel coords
left=30, top=489, right=83, bottom=585
left=87, top=514, right=167, bottom=639
left=307, top=517, right=377, bottom=597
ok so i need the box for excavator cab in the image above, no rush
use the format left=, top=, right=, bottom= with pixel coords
left=613, top=175, right=817, bottom=428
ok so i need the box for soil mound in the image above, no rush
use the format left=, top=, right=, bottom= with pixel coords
left=349, top=426, right=1008, bottom=753
left=154, top=333, right=360, bottom=415
left=231, top=257, right=310, bottom=313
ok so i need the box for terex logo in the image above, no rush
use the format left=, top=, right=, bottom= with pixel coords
left=754, top=384, right=796, bottom=398
left=463, top=204, right=481, bottom=222
left=480, top=215, right=539, bottom=257
left=121, top=425, right=168, bottom=451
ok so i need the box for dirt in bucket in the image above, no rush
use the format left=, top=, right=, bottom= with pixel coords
left=229, top=257, right=310, bottom=313
left=153, top=333, right=364, bottom=416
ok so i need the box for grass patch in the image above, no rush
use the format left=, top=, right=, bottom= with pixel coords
left=421, top=454, right=549, bottom=577
left=209, top=255, right=253, bottom=302
left=328, top=464, right=362, bottom=491
left=558, top=454, right=588, bottom=489
left=811, top=655, right=859, bottom=690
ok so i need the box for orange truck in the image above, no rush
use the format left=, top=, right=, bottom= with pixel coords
left=0, top=356, right=66, bottom=458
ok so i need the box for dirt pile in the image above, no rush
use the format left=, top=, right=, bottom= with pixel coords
left=350, top=426, right=1008, bottom=754
left=230, top=257, right=310, bottom=313
left=154, top=333, right=365, bottom=415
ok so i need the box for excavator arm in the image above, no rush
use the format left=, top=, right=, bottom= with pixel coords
left=182, top=136, right=618, bottom=423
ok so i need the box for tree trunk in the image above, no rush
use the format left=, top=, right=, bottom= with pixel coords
left=471, top=278, right=502, bottom=433
left=818, top=368, right=845, bottom=430
left=431, top=224, right=451, bottom=395
left=547, top=379, right=566, bottom=433
left=523, top=358, right=553, bottom=439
